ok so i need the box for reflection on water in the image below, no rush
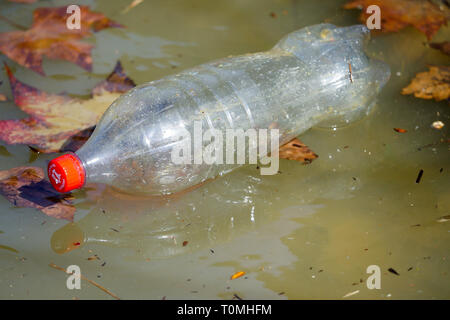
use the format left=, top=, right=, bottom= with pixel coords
left=51, top=167, right=312, bottom=259
left=0, top=0, right=449, bottom=299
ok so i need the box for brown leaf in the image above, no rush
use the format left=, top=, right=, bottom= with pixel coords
left=91, top=61, right=137, bottom=96
left=402, top=65, right=450, bottom=101
left=0, top=6, right=123, bottom=74
left=0, top=166, right=75, bottom=221
left=278, top=138, right=318, bottom=164
left=430, top=41, right=450, bottom=56
left=343, top=0, right=449, bottom=40
left=59, top=126, right=96, bottom=153
left=0, top=61, right=136, bottom=153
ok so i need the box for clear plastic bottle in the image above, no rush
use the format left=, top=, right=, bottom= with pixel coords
left=48, top=23, right=390, bottom=195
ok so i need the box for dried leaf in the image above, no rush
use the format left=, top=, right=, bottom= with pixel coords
left=402, top=66, right=450, bottom=101
left=430, top=41, right=450, bottom=56
left=0, top=166, right=75, bottom=220
left=0, top=6, right=123, bottom=74
left=230, top=271, right=245, bottom=280
left=0, top=61, right=136, bottom=153
left=278, top=138, right=318, bottom=164
left=343, top=0, right=449, bottom=40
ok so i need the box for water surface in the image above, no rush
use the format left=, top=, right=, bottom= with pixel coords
left=0, top=0, right=449, bottom=299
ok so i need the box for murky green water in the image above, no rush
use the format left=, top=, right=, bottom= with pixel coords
left=0, top=0, right=449, bottom=299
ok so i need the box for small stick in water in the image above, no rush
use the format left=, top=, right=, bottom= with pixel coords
left=416, top=169, right=424, bottom=184
left=49, top=263, right=120, bottom=300
left=348, top=63, right=353, bottom=83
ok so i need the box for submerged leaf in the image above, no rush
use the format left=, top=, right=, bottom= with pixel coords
left=402, top=66, right=450, bottom=102
left=0, top=6, right=123, bottom=74
left=430, top=41, right=450, bottom=56
left=344, top=0, right=449, bottom=40
left=0, top=166, right=75, bottom=220
left=0, top=61, right=136, bottom=152
left=278, top=138, right=318, bottom=164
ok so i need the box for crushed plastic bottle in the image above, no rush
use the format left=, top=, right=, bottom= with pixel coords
left=48, top=23, right=390, bottom=195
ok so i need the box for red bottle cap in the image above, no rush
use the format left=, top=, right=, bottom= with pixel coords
left=48, top=154, right=85, bottom=193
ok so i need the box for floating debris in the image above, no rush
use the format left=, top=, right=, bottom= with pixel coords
left=388, top=268, right=400, bottom=276
left=432, top=121, right=445, bottom=130
left=343, top=290, right=359, bottom=298
left=230, top=271, right=245, bottom=280
left=87, top=255, right=99, bottom=261
left=415, top=169, right=424, bottom=183
left=49, top=263, right=119, bottom=300
left=348, top=63, right=353, bottom=83
left=233, top=293, right=243, bottom=300
left=417, top=139, right=450, bottom=151
left=437, top=215, right=450, bottom=223
left=121, top=0, right=144, bottom=14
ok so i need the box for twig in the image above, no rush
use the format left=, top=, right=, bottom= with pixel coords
left=49, top=262, right=120, bottom=300
left=0, top=14, right=27, bottom=30
left=415, top=169, right=424, bottom=184
left=417, top=138, right=450, bottom=151
left=348, top=63, right=353, bottom=83
left=121, top=0, right=144, bottom=14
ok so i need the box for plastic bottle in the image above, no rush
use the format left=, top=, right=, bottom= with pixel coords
left=48, top=23, right=390, bottom=195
